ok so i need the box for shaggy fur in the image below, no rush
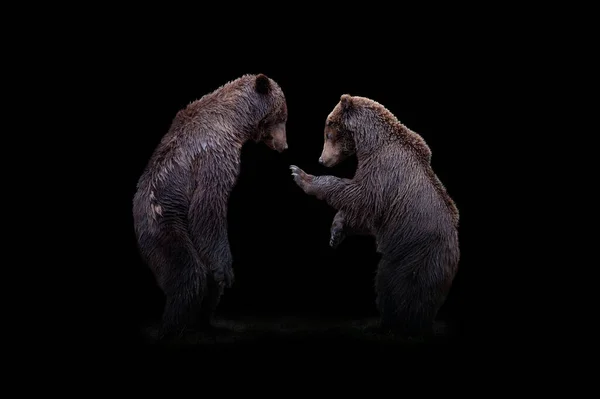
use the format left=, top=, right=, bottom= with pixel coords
left=290, top=94, right=459, bottom=336
left=133, top=74, right=288, bottom=339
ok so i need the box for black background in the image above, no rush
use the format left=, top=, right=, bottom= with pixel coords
left=19, top=2, right=576, bottom=372
left=94, top=31, right=507, bottom=350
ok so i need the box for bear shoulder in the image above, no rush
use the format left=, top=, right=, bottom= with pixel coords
left=363, top=98, right=459, bottom=225
left=367, top=100, right=432, bottom=164
left=397, top=125, right=432, bottom=165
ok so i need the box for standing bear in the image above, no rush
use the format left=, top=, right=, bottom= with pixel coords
left=133, top=74, right=288, bottom=339
left=290, top=94, right=459, bottom=337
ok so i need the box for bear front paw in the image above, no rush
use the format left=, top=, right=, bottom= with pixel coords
left=213, top=267, right=235, bottom=289
left=330, top=225, right=345, bottom=249
left=290, top=165, right=314, bottom=194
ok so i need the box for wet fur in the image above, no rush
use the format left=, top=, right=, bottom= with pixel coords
left=291, top=94, right=459, bottom=337
left=133, top=74, right=287, bottom=339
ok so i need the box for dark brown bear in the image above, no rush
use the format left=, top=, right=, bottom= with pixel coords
left=133, top=74, right=288, bottom=339
left=290, top=94, right=459, bottom=337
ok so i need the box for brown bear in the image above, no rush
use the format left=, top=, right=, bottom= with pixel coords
left=133, top=73, right=288, bottom=339
left=290, top=94, right=459, bottom=337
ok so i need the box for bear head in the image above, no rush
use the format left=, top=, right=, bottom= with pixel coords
left=319, top=94, right=357, bottom=167
left=254, top=74, right=288, bottom=153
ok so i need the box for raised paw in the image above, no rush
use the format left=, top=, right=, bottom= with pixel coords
left=289, top=165, right=308, bottom=181
left=289, top=165, right=314, bottom=194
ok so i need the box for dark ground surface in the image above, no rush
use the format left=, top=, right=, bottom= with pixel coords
left=136, top=315, right=461, bottom=350
left=120, top=319, right=463, bottom=372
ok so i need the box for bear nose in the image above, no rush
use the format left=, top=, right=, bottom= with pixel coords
left=318, top=157, right=324, bottom=164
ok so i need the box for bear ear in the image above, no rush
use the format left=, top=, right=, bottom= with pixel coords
left=255, top=74, right=271, bottom=95
left=340, top=94, right=352, bottom=109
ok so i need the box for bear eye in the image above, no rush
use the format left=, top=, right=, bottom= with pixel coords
left=326, top=133, right=332, bottom=140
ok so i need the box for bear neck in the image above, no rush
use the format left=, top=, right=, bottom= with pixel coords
left=353, top=131, right=385, bottom=165
left=216, top=91, right=272, bottom=144
left=203, top=100, right=270, bottom=146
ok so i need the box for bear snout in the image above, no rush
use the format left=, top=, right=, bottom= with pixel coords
left=274, top=140, right=288, bottom=153
left=267, top=137, right=288, bottom=153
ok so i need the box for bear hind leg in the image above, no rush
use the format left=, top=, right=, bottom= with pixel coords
left=196, top=276, right=226, bottom=334
left=196, top=245, right=233, bottom=334
left=150, top=234, right=209, bottom=342
left=376, top=294, right=434, bottom=338
left=375, top=261, right=436, bottom=339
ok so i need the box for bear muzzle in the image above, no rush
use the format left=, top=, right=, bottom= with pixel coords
left=266, top=137, right=288, bottom=153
